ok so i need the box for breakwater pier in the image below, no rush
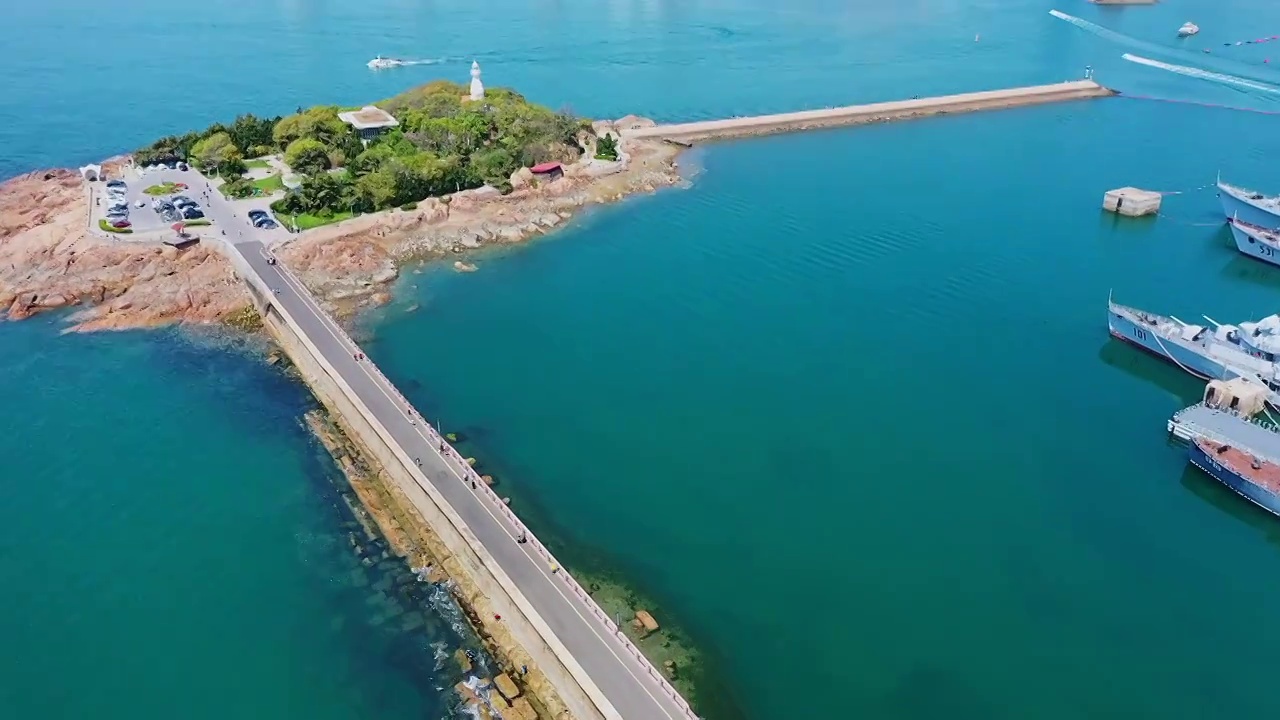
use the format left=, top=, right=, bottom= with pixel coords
left=623, top=80, right=1112, bottom=143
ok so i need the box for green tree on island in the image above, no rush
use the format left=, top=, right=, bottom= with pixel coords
left=595, top=133, right=619, bottom=161
left=134, top=78, right=597, bottom=223
left=228, top=114, right=278, bottom=157
left=190, top=132, right=243, bottom=172
left=284, top=138, right=332, bottom=175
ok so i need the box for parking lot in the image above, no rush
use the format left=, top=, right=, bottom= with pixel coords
left=134, top=165, right=293, bottom=246
left=95, top=171, right=212, bottom=237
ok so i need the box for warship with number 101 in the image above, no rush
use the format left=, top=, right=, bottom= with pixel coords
left=1107, top=297, right=1280, bottom=405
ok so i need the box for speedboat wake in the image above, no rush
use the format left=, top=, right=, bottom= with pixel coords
left=1122, top=53, right=1280, bottom=95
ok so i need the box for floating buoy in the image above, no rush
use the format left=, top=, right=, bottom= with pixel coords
left=975, top=33, right=980, bottom=42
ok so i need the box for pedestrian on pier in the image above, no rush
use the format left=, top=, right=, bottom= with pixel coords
left=471, top=479, right=477, bottom=490
left=517, top=531, right=527, bottom=544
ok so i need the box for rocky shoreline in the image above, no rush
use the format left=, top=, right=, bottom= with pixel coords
left=0, top=118, right=683, bottom=332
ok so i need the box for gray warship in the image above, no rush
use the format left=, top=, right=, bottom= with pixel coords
left=1107, top=297, right=1280, bottom=405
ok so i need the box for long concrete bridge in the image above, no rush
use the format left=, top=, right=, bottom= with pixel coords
left=225, top=236, right=694, bottom=720
left=622, top=79, right=1112, bottom=143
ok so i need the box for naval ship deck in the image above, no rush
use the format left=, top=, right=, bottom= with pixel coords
left=1168, top=404, right=1280, bottom=464
left=1196, top=439, right=1280, bottom=493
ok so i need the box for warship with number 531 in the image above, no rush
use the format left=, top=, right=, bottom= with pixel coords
left=1107, top=297, right=1280, bottom=405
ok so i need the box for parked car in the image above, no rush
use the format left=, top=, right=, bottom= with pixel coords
left=110, top=219, right=132, bottom=229
left=177, top=162, right=189, bottom=171
left=135, top=200, right=146, bottom=208
left=259, top=219, right=279, bottom=230
left=106, top=190, right=126, bottom=200
left=247, top=209, right=267, bottom=219
left=106, top=179, right=126, bottom=188
left=161, top=210, right=180, bottom=223
left=173, top=195, right=193, bottom=204
left=181, top=208, right=204, bottom=220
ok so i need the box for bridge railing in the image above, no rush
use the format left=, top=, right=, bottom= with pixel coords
left=274, top=264, right=698, bottom=719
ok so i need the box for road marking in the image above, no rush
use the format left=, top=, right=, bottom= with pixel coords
left=261, top=257, right=683, bottom=719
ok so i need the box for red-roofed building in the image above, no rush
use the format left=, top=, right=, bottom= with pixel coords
left=530, top=162, right=563, bottom=181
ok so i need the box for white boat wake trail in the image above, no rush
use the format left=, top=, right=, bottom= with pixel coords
left=1048, top=9, right=1176, bottom=58
left=1122, top=54, right=1280, bottom=95
left=1048, top=9, right=1280, bottom=89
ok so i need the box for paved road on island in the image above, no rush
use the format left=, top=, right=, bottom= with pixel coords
left=230, top=235, right=692, bottom=720
left=136, top=166, right=290, bottom=244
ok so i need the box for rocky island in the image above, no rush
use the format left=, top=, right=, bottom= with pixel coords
left=0, top=75, right=683, bottom=331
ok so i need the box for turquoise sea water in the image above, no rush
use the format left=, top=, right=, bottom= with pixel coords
left=8, top=0, right=1280, bottom=718
left=0, top=319, right=496, bottom=717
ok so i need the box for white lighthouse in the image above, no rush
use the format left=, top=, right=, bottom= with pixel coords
left=469, top=61, right=485, bottom=101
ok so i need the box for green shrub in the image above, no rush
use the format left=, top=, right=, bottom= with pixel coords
left=99, top=218, right=134, bottom=234
left=221, top=178, right=254, bottom=199
left=143, top=182, right=180, bottom=196
left=399, top=201, right=418, bottom=211
left=594, top=133, right=619, bottom=161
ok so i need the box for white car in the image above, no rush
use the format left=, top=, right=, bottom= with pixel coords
left=135, top=200, right=146, bottom=208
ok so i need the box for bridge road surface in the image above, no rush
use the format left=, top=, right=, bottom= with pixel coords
left=233, top=238, right=690, bottom=720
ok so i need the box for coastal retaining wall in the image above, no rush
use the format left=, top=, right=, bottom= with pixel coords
left=220, top=244, right=615, bottom=720
left=623, top=80, right=1113, bottom=142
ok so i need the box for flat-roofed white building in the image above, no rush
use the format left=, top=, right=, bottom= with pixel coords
left=337, top=105, right=400, bottom=141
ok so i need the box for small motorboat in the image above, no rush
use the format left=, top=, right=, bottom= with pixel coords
left=367, top=55, right=407, bottom=69
left=1178, top=22, right=1200, bottom=38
